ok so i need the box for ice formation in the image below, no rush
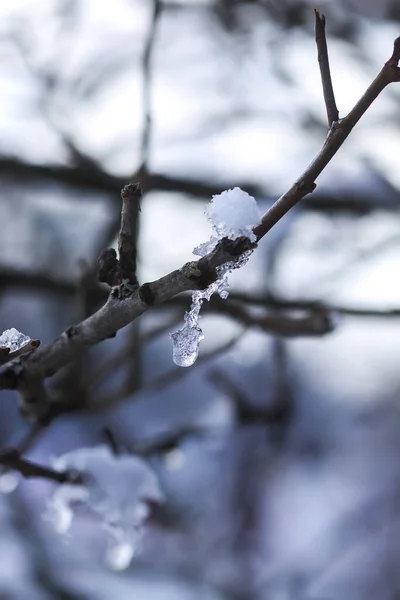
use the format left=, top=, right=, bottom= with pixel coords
left=0, top=328, right=31, bottom=352
left=46, top=446, right=164, bottom=570
left=171, top=188, right=261, bottom=367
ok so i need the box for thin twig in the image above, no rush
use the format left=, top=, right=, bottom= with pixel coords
left=0, top=448, right=82, bottom=484
left=205, top=296, right=334, bottom=336
left=0, top=156, right=396, bottom=215
left=102, top=427, right=120, bottom=455
left=139, top=0, right=162, bottom=171
left=118, top=183, right=141, bottom=285
left=169, top=293, right=400, bottom=320
left=314, top=9, right=339, bottom=126
left=224, top=292, right=400, bottom=319
left=124, top=0, right=161, bottom=394
left=126, top=425, right=203, bottom=457
left=98, top=183, right=141, bottom=286
left=253, top=36, right=400, bottom=240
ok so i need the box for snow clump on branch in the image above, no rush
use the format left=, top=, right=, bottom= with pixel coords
left=0, top=328, right=31, bottom=352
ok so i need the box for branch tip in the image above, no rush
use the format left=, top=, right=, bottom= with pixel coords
left=121, top=182, right=142, bottom=200
left=314, top=7, right=339, bottom=127
left=392, top=36, right=400, bottom=61
left=313, top=8, right=325, bottom=26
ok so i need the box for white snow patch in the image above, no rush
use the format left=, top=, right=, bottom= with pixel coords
left=0, top=328, right=31, bottom=352
left=46, top=445, right=163, bottom=570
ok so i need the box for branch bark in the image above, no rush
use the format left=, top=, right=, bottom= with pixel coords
left=252, top=36, right=400, bottom=240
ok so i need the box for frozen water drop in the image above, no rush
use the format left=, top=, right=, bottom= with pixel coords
left=170, top=325, right=204, bottom=367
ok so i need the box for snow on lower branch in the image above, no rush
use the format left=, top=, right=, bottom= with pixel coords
left=0, top=328, right=31, bottom=352
left=170, top=188, right=261, bottom=367
left=46, top=445, right=164, bottom=570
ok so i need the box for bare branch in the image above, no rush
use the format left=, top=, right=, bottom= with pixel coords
left=139, top=0, right=162, bottom=171
left=224, top=292, right=400, bottom=319
left=206, top=297, right=334, bottom=337
left=169, top=292, right=400, bottom=321
left=0, top=155, right=396, bottom=216
left=314, top=9, right=339, bottom=126
left=118, top=183, right=141, bottom=285
left=0, top=448, right=82, bottom=484
left=98, top=183, right=141, bottom=287
left=253, top=35, right=400, bottom=240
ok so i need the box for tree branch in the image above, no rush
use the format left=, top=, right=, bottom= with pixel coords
left=98, top=183, right=142, bottom=286
left=203, top=296, right=334, bottom=337
left=0, top=448, right=82, bottom=484
left=139, top=0, right=161, bottom=171
left=252, top=35, right=400, bottom=240
left=0, top=156, right=396, bottom=215
left=314, top=9, right=339, bottom=126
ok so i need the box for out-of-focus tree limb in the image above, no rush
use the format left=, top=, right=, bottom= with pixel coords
left=1, top=156, right=398, bottom=214
left=0, top=448, right=82, bottom=484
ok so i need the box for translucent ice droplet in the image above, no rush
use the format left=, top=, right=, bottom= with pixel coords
left=170, top=325, right=204, bottom=367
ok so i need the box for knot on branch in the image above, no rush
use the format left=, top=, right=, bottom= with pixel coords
left=111, top=279, right=139, bottom=300
left=65, top=325, right=81, bottom=339
left=98, top=248, right=119, bottom=286
left=387, top=37, right=400, bottom=68
left=183, top=236, right=258, bottom=291
left=181, top=261, right=217, bottom=289
left=138, top=282, right=155, bottom=305
left=297, top=180, right=317, bottom=194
